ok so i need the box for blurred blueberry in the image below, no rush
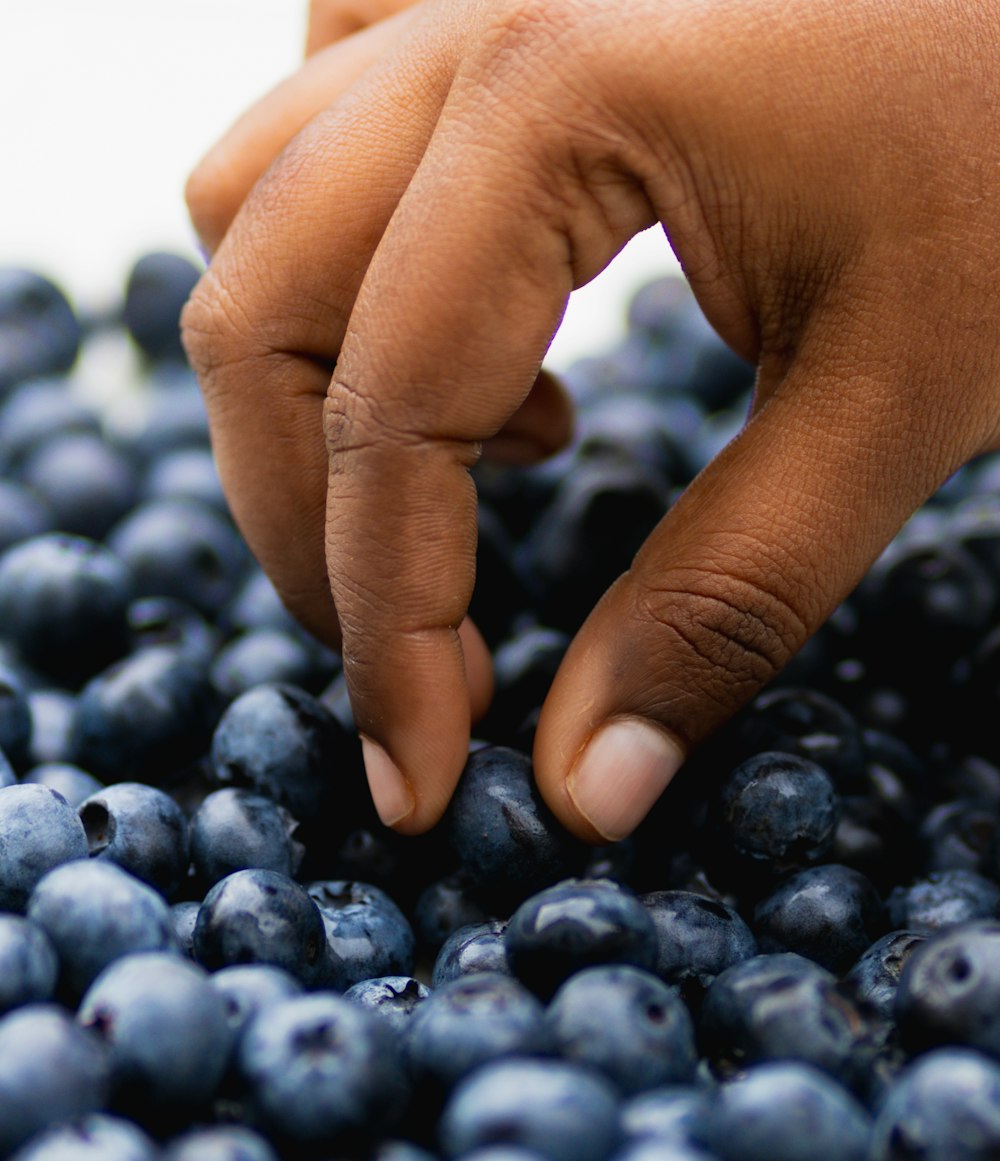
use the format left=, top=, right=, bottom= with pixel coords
left=919, top=799, right=999, bottom=877
left=23, top=762, right=102, bottom=808
left=504, top=878, right=659, bottom=1000
left=0, top=663, right=31, bottom=772
left=0, top=783, right=88, bottom=911
left=0, top=378, right=99, bottom=474
left=161, top=1125, right=279, bottom=1161
left=868, top=1048, right=1000, bottom=1160
left=0, top=534, right=132, bottom=685
left=171, top=901, right=200, bottom=958
left=122, top=251, right=201, bottom=363
left=438, top=1056, right=621, bottom=1161
left=190, top=787, right=302, bottom=888
left=193, top=868, right=330, bottom=988
left=545, top=965, right=697, bottom=1095
left=307, top=880, right=416, bottom=990
left=0, top=915, right=58, bottom=1014
left=78, top=781, right=189, bottom=897
left=70, top=645, right=217, bottom=785
left=9, top=1114, right=158, bottom=1161
left=345, top=976, right=431, bottom=1033
left=0, top=1004, right=111, bottom=1156
left=128, top=380, right=211, bottom=459
left=432, top=920, right=510, bottom=988
left=0, top=480, right=53, bottom=554
left=226, top=567, right=302, bottom=636
left=414, top=871, right=492, bottom=956
left=608, top=1143, right=716, bottom=1161
left=0, top=745, right=15, bottom=788
left=25, top=690, right=77, bottom=766
left=78, top=951, right=232, bottom=1113
left=27, top=859, right=179, bottom=998
left=477, top=626, right=569, bottom=745
left=469, top=502, right=539, bottom=649
left=0, top=269, right=82, bottom=392
left=619, top=1086, right=713, bottom=1151
left=886, top=869, right=1000, bottom=934
left=126, top=595, right=220, bottom=666
left=237, top=992, right=409, bottom=1150
left=209, top=963, right=305, bottom=1047
left=141, top=445, right=227, bottom=513
left=844, top=930, right=926, bottom=1021
left=210, top=629, right=316, bottom=702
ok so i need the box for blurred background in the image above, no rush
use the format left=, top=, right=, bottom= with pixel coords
left=0, top=0, right=680, bottom=372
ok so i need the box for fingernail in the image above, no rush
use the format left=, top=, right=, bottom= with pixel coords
left=361, top=736, right=414, bottom=828
left=566, top=719, right=684, bottom=841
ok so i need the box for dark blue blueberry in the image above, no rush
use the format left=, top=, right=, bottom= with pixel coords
left=699, top=954, right=875, bottom=1089
left=226, top=567, right=302, bottom=637
left=171, top=901, right=201, bottom=958
left=210, top=683, right=364, bottom=824
left=691, top=1062, right=871, bottom=1161
left=620, top=1086, right=713, bottom=1151
left=10, top=1114, right=159, bottom=1161
left=404, top=972, right=551, bottom=1093
left=468, top=501, right=538, bottom=649
left=25, top=690, right=77, bottom=766
left=190, top=787, right=302, bottom=888
left=344, top=976, right=431, bottom=1033
left=573, top=393, right=688, bottom=485
left=0, top=1004, right=110, bottom=1157
left=27, top=859, right=179, bottom=998
left=126, top=596, right=220, bottom=666
left=19, top=432, right=138, bottom=541
left=0, top=534, right=132, bottom=685
left=639, top=890, right=757, bottom=999
left=370, top=1144, right=440, bottom=1161
left=0, top=379, right=100, bottom=475
left=141, top=445, right=228, bottom=514
left=78, top=951, right=232, bottom=1112
left=446, top=747, right=583, bottom=909
left=0, top=914, right=58, bottom=1013
left=237, top=992, right=409, bottom=1149
left=161, top=1125, right=279, bottom=1161
left=70, top=645, right=217, bottom=785
left=192, top=868, right=330, bottom=987
left=0, top=269, right=81, bottom=391
left=477, top=626, right=568, bottom=744
left=0, top=783, right=88, bottom=911
left=209, top=963, right=304, bottom=1046
left=414, top=871, right=492, bottom=955
left=432, top=920, right=510, bottom=988
left=23, top=762, right=102, bottom=808
left=545, top=965, right=697, bottom=1095
left=0, top=480, right=52, bottom=555
left=844, top=931, right=926, bottom=1021
left=127, top=378, right=211, bottom=459
left=307, top=880, right=416, bottom=990
left=504, top=878, right=659, bottom=999
left=711, top=751, right=841, bottom=876
left=919, top=799, right=998, bottom=876
left=108, top=498, right=249, bottom=619
left=894, top=920, right=1000, bottom=1058
left=608, top=1143, right=716, bottom=1161
left=0, top=744, right=16, bottom=788
left=122, top=251, right=202, bottom=363
left=78, top=781, right=190, bottom=897
left=438, top=1056, right=621, bottom=1161
left=886, top=869, right=1000, bottom=934
left=451, top=1151, right=550, bottom=1161
left=753, top=864, right=885, bottom=975
left=868, top=1048, right=1000, bottom=1160
left=210, top=629, right=316, bottom=702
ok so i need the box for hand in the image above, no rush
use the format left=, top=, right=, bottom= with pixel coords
left=182, top=0, right=1000, bottom=841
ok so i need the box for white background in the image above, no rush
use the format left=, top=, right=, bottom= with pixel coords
left=0, top=0, right=680, bottom=370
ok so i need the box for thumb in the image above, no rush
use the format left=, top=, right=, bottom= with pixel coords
left=532, top=331, right=967, bottom=843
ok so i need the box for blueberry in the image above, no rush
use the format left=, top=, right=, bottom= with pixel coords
left=868, top=1048, right=1000, bottom=1160
left=432, top=920, right=510, bottom=987
left=27, top=859, right=179, bottom=998
left=0, top=783, right=88, bottom=911
left=844, top=930, right=927, bottom=1021
left=78, top=781, right=190, bottom=897
left=371, top=1144, right=441, bottom=1161
left=752, top=864, right=886, bottom=975
left=608, top=1143, right=717, bottom=1161
left=468, top=502, right=538, bottom=649
left=0, top=744, right=16, bottom=788
left=438, top=1056, right=621, bottom=1161
left=545, top=965, right=697, bottom=1095
left=78, top=951, right=232, bottom=1113
left=307, top=879, right=416, bottom=990
left=446, top=747, right=583, bottom=908
left=24, top=691, right=78, bottom=766
left=477, top=626, right=569, bottom=743
left=0, top=379, right=100, bottom=475
left=0, top=914, right=58, bottom=1013
left=171, top=901, right=201, bottom=958
left=0, top=534, right=132, bottom=685
left=404, top=972, right=552, bottom=1093
left=23, top=762, right=103, bottom=808
left=344, top=976, right=431, bottom=1033
left=122, top=251, right=201, bottom=363
left=919, top=799, right=998, bottom=877
left=128, top=379, right=211, bottom=459
left=414, top=871, right=492, bottom=955
left=126, top=595, right=220, bottom=666
left=192, top=868, right=330, bottom=987
left=504, top=878, right=659, bottom=999
left=141, top=445, right=228, bottom=514
left=190, top=787, right=302, bottom=888
left=226, top=567, right=302, bottom=637
left=691, top=1062, right=871, bottom=1161
left=620, top=1086, right=713, bottom=1151
left=237, top=992, right=409, bottom=1149
left=886, top=869, right=1000, bottom=934
left=0, top=480, right=52, bottom=557
left=70, top=645, right=217, bottom=785
left=160, top=1125, right=279, bottom=1161
left=10, top=1114, right=159, bottom=1161
left=210, top=629, right=316, bottom=702
left=0, top=268, right=81, bottom=391
left=895, top=920, right=1000, bottom=1058
left=639, top=890, right=757, bottom=999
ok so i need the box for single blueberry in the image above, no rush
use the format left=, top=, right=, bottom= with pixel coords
left=78, top=781, right=190, bottom=897
left=344, top=976, right=431, bottom=1033
left=27, top=858, right=180, bottom=998
left=844, top=930, right=926, bottom=1021
left=23, top=761, right=102, bottom=808
left=918, top=799, right=999, bottom=877
left=171, top=901, right=201, bottom=958
left=190, top=787, right=302, bottom=888
left=210, top=629, right=316, bottom=702
left=0, top=914, right=58, bottom=1013
left=504, top=878, right=659, bottom=999
left=886, top=869, right=1000, bottom=934
left=0, top=661, right=32, bottom=771
left=438, top=1056, right=621, bottom=1161
left=126, top=595, right=220, bottom=666
left=0, top=783, right=88, bottom=911
left=160, top=1125, right=279, bottom=1161
left=308, top=880, right=416, bottom=990
left=477, top=626, right=569, bottom=744
left=0, top=268, right=81, bottom=390
left=0, top=479, right=53, bottom=555
left=413, top=871, right=492, bottom=955
left=0, top=1004, right=111, bottom=1156
left=432, top=920, right=510, bottom=988
left=141, top=445, right=228, bottom=514
left=10, top=1114, right=159, bottom=1161
left=0, top=378, right=99, bottom=475
left=545, top=965, right=697, bottom=1095
left=0, top=744, right=16, bottom=788
left=209, top=962, right=305, bottom=1047
left=24, top=690, right=77, bottom=766
left=237, top=992, right=409, bottom=1149
left=78, top=951, right=232, bottom=1113
left=127, top=379, right=211, bottom=459
left=122, top=251, right=201, bottom=363
left=619, top=1086, right=713, bottom=1151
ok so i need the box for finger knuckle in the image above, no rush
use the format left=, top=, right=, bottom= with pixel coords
left=179, top=268, right=255, bottom=389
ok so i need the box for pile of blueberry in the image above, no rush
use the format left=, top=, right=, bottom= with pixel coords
left=1, top=256, right=1000, bottom=1161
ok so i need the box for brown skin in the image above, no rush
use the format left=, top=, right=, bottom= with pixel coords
left=182, top=0, right=1000, bottom=839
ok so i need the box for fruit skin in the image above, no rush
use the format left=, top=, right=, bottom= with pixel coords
left=0, top=783, right=89, bottom=912
left=0, top=268, right=81, bottom=392
left=886, top=869, right=1000, bottom=934
left=208, top=962, right=305, bottom=1046
left=844, top=930, right=926, bottom=1020
left=9, top=1113, right=159, bottom=1161
left=438, top=1056, right=621, bottom=1161
left=0, top=661, right=31, bottom=771
left=160, top=1125, right=279, bottom=1161
left=122, top=251, right=201, bottom=364
left=432, top=920, right=510, bottom=988
left=23, top=762, right=102, bottom=808
left=307, top=879, right=416, bottom=991
left=0, top=914, right=58, bottom=1014
left=190, top=787, right=302, bottom=889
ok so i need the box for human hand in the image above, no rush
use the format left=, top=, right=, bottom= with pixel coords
left=182, top=0, right=1000, bottom=841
